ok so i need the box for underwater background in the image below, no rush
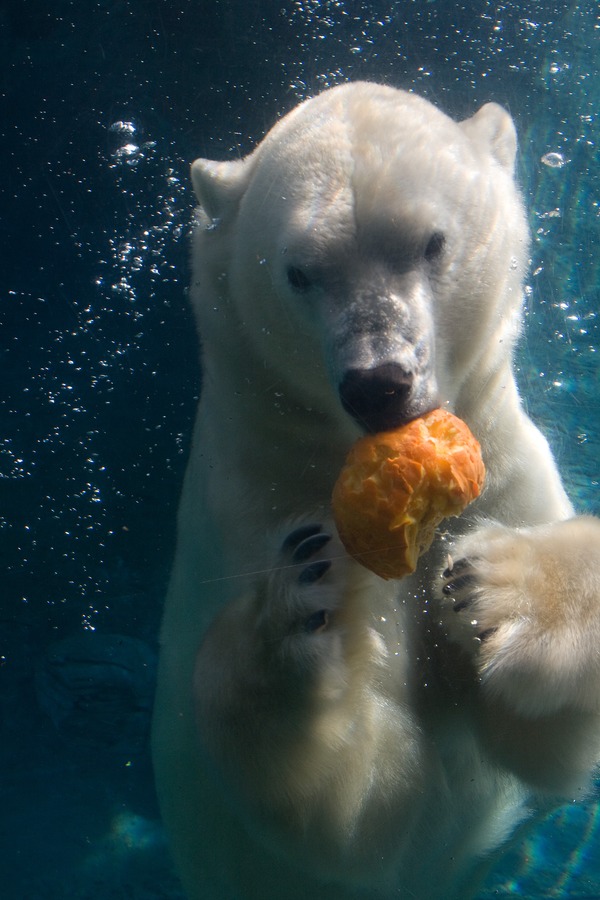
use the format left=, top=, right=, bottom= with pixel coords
left=1, top=1, right=599, bottom=897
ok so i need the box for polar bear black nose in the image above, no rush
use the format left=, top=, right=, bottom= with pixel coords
left=339, top=364, right=414, bottom=433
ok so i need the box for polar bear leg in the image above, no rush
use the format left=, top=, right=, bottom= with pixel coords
left=194, top=520, right=426, bottom=882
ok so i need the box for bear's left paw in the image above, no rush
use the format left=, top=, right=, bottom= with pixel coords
left=441, top=556, right=496, bottom=642
left=438, top=517, right=600, bottom=718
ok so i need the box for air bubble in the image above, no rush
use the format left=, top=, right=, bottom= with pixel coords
left=541, top=152, right=568, bottom=168
left=109, top=120, right=137, bottom=136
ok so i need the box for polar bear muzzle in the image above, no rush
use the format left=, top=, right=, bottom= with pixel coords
left=339, top=362, right=419, bottom=432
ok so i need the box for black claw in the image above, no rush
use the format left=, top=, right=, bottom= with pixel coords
left=304, top=609, right=330, bottom=633
left=292, top=532, right=332, bottom=563
left=298, top=560, right=331, bottom=585
left=281, top=524, right=322, bottom=554
left=442, top=558, right=473, bottom=580
left=453, top=598, right=473, bottom=613
left=477, top=627, right=497, bottom=643
left=442, top=573, right=479, bottom=596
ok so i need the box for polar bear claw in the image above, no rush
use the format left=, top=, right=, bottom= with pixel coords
left=442, top=558, right=496, bottom=639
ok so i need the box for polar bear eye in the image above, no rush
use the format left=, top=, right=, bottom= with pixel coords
left=424, top=231, right=446, bottom=262
left=286, top=265, right=313, bottom=293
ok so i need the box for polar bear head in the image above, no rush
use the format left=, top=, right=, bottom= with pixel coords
left=190, top=82, right=528, bottom=434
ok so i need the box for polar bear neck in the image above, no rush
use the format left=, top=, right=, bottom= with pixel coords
left=198, top=358, right=358, bottom=527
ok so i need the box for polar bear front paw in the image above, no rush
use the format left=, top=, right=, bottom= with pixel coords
left=439, top=517, right=600, bottom=719
left=441, top=557, right=497, bottom=643
left=282, top=523, right=334, bottom=592
left=262, top=521, right=382, bottom=675
left=249, top=520, right=385, bottom=712
left=262, top=522, right=351, bottom=643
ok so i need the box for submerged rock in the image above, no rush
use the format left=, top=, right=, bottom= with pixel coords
left=36, top=633, right=157, bottom=753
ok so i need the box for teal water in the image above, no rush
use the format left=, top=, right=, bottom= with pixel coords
left=1, top=2, right=599, bottom=897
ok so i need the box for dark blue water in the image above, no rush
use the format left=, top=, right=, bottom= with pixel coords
left=1, top=1, right=599, bottom=897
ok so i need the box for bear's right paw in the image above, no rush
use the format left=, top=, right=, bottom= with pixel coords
left=282, top=523, right=334, bottom=591
left=252, top=521, right=368, bottom=692
left=260, top=520, right=388, bottom=711
left=271, top=523, right=347, bottom=637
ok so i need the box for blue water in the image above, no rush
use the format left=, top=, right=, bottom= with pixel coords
left=1, top=1, right=599, bottom=897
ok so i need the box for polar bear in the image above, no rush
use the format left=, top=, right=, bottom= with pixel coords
left=152, top=82, right=600, bottom=900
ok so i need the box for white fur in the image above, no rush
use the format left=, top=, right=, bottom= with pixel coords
left=153, top=82, right=600, bottom=900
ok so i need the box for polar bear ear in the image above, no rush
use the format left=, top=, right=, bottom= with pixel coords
left=459, top=103, right=518, bottom=173
left=190, top=157, right=250, bottom=221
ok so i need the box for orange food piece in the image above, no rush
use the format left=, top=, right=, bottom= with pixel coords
left=332, top=409, right=485, bottom=580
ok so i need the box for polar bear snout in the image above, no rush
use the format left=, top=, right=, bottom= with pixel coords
left=339, top=363, right=418, bottom=432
